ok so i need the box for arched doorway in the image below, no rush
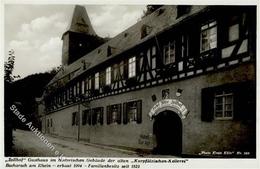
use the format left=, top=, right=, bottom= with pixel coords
left=153, top=110, right=182, bottom=155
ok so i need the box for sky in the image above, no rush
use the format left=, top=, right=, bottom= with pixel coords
left=4, top=4, right=146, bottom=78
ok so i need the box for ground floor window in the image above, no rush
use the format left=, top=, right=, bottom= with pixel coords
left=214, top=91, right=233, bottom=120
left=201, top=81, right=255, bottom=122
left=123, top=100, right=142, bottom=124
left=92, top=107, right=104, bottom=125
left=82, top=109, right=91, bottom=125
left=107, top=104, right=121, bottom=124
left=72, top=112, right=78, bottom=126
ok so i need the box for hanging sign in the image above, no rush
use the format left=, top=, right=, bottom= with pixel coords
left=149, top=99, right=189, bottom=120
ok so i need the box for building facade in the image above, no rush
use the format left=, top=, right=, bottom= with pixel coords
left=39, top=5, right=256, bottom=156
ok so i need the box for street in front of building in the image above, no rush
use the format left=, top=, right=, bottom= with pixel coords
left=11, top=129, right=173, bottom=158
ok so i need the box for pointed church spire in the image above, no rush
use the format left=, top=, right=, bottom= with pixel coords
left=67, top=5, right=96, bottom=35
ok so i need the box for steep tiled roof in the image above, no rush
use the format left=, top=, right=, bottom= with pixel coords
left=64, top=5, right=96, bottom=36
left=47, top=5, right=207, bottom=88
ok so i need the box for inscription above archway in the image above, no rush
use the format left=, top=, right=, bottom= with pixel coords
left=149, top=99, right=189, bottom=120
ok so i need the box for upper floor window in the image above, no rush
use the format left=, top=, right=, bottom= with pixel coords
left=200, top=21, right=217, bottom=53
left=88, top=77, right=92, bottom=90
left=214, top=91, right=233, bottom=120
left=106, top=67, right=112, bottom=85
left=81, top=80, right=85, bottom=95
left=95, top=73, right=99, bottom=90
left=128, top=57, right=136, bottom=78
left=163, top=41, right=175, bottom=65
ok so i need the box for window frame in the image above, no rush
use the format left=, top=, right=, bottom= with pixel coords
left=200, top=20, right=217, bottom=53
left=163, top=41, right=176, bottom=65
left=106, top=67, right=112, bottom=85
left=128, top=56, right=136, bottom=78
left=214, top=91, right=234, bottom=120
left=94, top=72, right=99, bottom=90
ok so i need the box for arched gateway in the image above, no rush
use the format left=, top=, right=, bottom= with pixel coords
left=149, top=99, right=188, bottom=155
left=153, top=110, right=182, bottom=155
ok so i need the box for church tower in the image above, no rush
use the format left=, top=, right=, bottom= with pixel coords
left=62, top=5, right=105, bottom=65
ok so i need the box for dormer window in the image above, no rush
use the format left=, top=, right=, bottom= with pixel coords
left=107, top=45, right=117, bottom=57
left=141, top=24, right=152, bottom=39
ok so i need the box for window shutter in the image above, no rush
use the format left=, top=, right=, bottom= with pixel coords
left=201, top=88, right=214, bottom=122
left=117, top=104, right=122, bottom=124
left=107, top=106, right=111, bottom=125
left=100, top=107, right=104, bottom=125
left=233, top=82, right=255, bottom=120
left=137, top=100, right=142, bottom=124
left=123, top=103, right=128, bottom=124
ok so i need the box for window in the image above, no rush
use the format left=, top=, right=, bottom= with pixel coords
left=88, top=77, right=92, bottom=90
left=163, top=41, right=175, bottom=65
left=120, top=61, right=124, bottom=76
left=200, top=21, right=217, bottom=53
left=81, top=80, right=85, bottom=95
left=214, top=91, right=233, bottom=120
left=73, top=85, right=77, bottom=97
left=92, top=107, right=104, bottom=125
left=107, top=104, right=121, bottom=125
left=72, top=112, right=78, bottom=126
left=77, top=82, right=80, bottom=96
left=141, top=24, right=152, bottom=39
left=201, top=82, right=255, bottom=122
left=82, top=109, right=91, bottom=125
left=128, top=57, right=136, bottom=78
left=123, top=100, right=142, bottom=124
left=95, top=73, right=99, bottom=90
left=50, top=119, right=53, bottom=127
left=106, top=67, right=112, bottom=85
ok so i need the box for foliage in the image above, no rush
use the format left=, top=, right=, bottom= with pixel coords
left=4, top=49, right=20, bottom=83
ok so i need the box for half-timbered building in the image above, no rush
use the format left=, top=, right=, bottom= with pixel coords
left=38, top=5, right=256, bottom=156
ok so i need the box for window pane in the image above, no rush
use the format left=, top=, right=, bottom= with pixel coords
left=225, top=104, right=232, bottom=111
left=216, top=105, right=223, bottom=111
left=225, top=96, right=233, bottom=104
left=215, top=111, right=223, bottom=117
left=224, top=111, right=232, bottom=117
left=215, top=97, right=222, bottom=104
left=209, top=27, right=217, bottom=35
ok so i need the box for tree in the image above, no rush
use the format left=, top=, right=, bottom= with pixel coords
left=4, top=49, right=20, bottom=83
